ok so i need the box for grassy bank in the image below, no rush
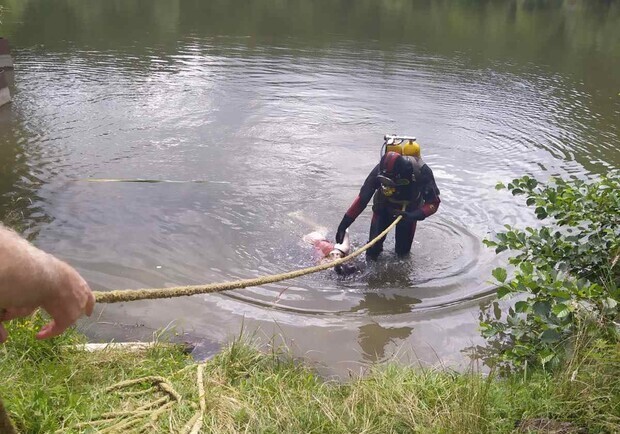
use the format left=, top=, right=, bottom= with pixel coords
left=1, top=315, right=618, bottom=433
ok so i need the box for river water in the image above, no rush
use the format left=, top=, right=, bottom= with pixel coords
left=0, top=0, right=618, bottom=376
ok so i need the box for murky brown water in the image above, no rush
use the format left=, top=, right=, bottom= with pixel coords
left=0, top=0, right=618, bottom=375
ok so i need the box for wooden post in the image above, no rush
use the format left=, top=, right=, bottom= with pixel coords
left=0, top=38, right=13, bottom=69
left=0, top=69, right=10, bottom=108
left=0, top=396, right=17, bottom=434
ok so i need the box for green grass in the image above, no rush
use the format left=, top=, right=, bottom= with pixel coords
left=1, top=314, right=618, bottom=433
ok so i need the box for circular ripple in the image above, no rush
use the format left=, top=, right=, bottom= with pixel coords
left=219, top=217, right=493, bottom=316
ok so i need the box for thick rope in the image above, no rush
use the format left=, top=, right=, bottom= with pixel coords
left=94, top=215, right=403, bottom=303
left=185, top=364, right=206, bottom=434
left=59, top=376, right=183, bottom=433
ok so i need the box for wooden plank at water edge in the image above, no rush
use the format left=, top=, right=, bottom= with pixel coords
left=0, top=69, right=10, bottom=108
left=0, top=38, right=13, bottom=69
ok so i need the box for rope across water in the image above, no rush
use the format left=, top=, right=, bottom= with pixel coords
left=0, top=215, right=405, bottom=432
left=94, top=215, right=403, bottom=303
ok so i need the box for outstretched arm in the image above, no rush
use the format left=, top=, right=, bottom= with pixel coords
left=0, top=225, right=95, bottom=342
left=336, top=164, right=379, bottom=242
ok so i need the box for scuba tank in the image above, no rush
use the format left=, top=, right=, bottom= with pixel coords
left=383, top=134, right=421, bottom=158
left=403, top=141, right=421, bottom=158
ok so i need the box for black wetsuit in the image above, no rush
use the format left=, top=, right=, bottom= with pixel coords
left=337, top=153, right=440, bottom=259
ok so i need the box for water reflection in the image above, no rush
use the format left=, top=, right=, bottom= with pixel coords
left=353, top=291, right=417, bottom=363
left=351, top=292, right=422, bottom=316
left=358, top=322, right=414, bottom=364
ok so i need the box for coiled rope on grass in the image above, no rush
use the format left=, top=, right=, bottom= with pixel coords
left=93, top=215, right=403, bottom=304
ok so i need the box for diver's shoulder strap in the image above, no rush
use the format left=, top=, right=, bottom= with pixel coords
left=404, top=156, right=424, bottom=183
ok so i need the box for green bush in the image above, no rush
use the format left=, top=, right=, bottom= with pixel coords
left=480, top=172, right=619, bottom=373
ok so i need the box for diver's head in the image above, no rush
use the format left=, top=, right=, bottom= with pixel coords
left=379, top=152, right=413, bottom=196
left=380, top=151, right=413, bottom=180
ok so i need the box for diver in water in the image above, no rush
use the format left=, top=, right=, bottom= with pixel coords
left=335, top=136, right=440, bottom=260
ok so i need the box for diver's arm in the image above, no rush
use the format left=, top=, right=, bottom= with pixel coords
left=345, top=164, right=380, bottom=220
left=336, top=165, right=379, bottom=242
left=419, top=165, right=440, bottom=218
left=394, top=165, right=440, bottom=222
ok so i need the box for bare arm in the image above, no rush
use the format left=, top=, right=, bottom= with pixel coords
left=0, top=225, right=95, bottom=342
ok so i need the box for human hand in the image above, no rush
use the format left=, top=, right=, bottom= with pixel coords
left=393, top=209, right=426, bottom=222
left=0, top=258, right=95, bottom=342
left=336, top=215, right=354, bottom=244
left=38, top=259, right=95, bottom=339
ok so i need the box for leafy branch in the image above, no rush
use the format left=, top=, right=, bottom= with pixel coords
left=479, top=172, right=619, bottom=373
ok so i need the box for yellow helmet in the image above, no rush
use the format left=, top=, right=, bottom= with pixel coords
left=402, top=141, right=421, bottom=158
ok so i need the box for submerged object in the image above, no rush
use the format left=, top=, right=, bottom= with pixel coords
left=78, top=178, right=228, bottom=184
left=304, top=229, right=351, bottom=264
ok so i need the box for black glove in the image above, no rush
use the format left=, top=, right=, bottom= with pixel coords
left=336, top=215, right=355, bottom=244
left=393, top=209, right=426, bottom=222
